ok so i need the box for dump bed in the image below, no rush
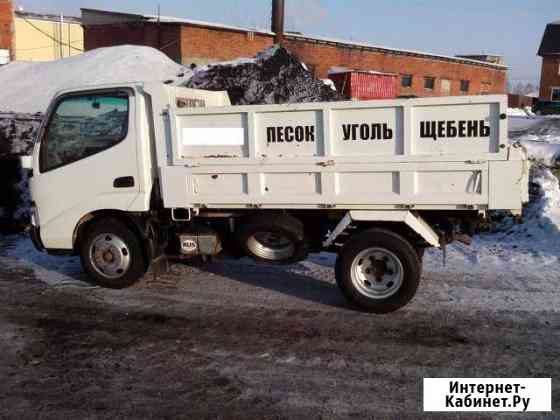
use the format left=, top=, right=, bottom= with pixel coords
left=147, top=87, right=528, bottom=212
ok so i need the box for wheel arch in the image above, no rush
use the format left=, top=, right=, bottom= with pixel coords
left=72, top=210, right=152, bottom=261
left=324, top=211, right=440, bottom=250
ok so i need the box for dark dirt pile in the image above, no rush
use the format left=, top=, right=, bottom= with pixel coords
left=0, top=113, right=42, bottom=159
left=186, top=45, right=342, bottom=105
left=0, top=114, right=42, bottom=232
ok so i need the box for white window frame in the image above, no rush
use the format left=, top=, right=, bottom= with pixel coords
left=551, top=87, right=560, bottom=102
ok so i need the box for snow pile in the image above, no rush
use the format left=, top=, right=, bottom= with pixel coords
left=508, top=108, right=529, bottom=117
left=512, top=120, right=560, bottom=168
left=186, top=45, right=342, bottom=105
left=0, top=46, right=187, bottom=114
left=507, top=107, right=536, bottom=118
left=519, top=141, right=560, bottom=168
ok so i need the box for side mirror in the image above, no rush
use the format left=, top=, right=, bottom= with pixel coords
left=20, top=155, right=33, bottom=170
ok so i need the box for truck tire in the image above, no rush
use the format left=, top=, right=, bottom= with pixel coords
left=237, top=214, right=307, bottom=264
left=335, top=228, right=421, bottom=314
left=80, top=218, right=148, bottom=288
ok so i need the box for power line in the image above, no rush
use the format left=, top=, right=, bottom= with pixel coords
left=15, top=40, right=82, bottom=51
left=19, top=14, right=83, bottom=53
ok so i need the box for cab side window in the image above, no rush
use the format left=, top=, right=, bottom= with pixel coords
left=40, top=92, right=129, bottom=172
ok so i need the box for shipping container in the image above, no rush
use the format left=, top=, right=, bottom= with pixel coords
left=329, top=70, right=397, bottom=100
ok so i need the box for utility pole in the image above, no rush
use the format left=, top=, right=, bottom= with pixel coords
left=59, top=12, right=64, bottom=58
left=157, top=4, right=161, bottom=50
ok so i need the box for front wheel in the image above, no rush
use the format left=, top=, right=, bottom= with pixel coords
left=80, top=218, right=148, bottom=288
left=335, top=228, right=422, bottom=314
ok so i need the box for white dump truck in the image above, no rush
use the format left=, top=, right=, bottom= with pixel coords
left=21, top=83, right=529, bottom=313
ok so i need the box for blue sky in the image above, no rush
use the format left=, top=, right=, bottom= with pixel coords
left=17, top=0, right=558, bottom=84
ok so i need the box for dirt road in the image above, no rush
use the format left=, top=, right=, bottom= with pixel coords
left=0, top=236, right=558, bottom=419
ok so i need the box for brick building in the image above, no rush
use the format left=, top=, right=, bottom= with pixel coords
left=82, top=8, right=507, bottom=97
left=538, top=20, right=560, bottom=101
left=0, top=0, right=13, bottom=56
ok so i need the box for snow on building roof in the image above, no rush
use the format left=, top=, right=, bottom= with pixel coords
left=144, top=14, right=274, bottom=36
left=81, top=8, right=507, bottom=70
left=15, top=10, right=81, bottom=24
left=285, top=33, right=507, bottom=69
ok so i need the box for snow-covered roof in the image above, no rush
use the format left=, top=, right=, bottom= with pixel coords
left=285, top=33, right=507, bottom=69
left=328, top=67, right=396, bottom=77
left=144, top=14, right=274, bottom=36
left=16, top=10, right=81, bottom=24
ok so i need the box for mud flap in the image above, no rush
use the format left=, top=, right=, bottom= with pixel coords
left=149, top=254, right=170, bottom=277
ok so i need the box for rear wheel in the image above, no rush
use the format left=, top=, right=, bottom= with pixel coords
left=335, top=228, right=421, bottom=313
left=80, top=218, right=147, bottom=288
left=237, top=214, right=307, bottom=264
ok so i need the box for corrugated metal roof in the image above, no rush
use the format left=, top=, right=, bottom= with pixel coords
left=538, top=23, right=560, bottom=56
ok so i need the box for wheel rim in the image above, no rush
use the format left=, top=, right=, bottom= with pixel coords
left=350, top=247, right=404, bottom=300
left=246, top=231, right=295, bottom=261
left=89, top=233, right=131, bottom=279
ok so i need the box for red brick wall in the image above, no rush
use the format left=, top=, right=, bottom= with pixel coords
left=282, top=37, right=506, bottom=97
left=83, top=21, right=507, bottom=97
left=0, top=0, right=13, bottom=52
left=539, top=57, right=560, bottom=101
left=180, top=26, right=273, bottom=65
left=84, top=23, right=182, bottom=62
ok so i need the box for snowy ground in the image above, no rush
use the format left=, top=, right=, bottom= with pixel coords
left=1, top=231, right=559, bottom=418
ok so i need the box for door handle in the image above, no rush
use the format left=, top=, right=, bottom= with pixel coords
left=113, top=176, right=135, bottom=188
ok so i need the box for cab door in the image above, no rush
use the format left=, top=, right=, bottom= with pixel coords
left=30, top=88, right=140, bottom=250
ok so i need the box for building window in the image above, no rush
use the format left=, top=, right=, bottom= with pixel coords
left=552, top=87, right=560, bottom=102
left=424, top=77, right=435, bottom=90
left=441, top=79, right=451, bottom=95
left=480, top=82, right=491, bottom=94
left=401, top=74, right=413, bottom=88
left=460, top=80, right=470, bottom=93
